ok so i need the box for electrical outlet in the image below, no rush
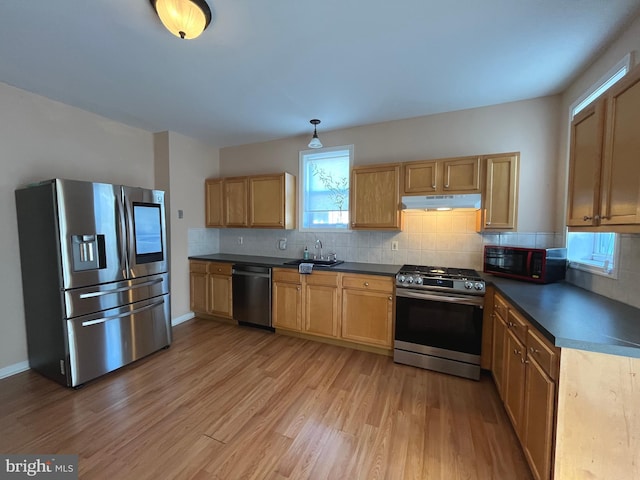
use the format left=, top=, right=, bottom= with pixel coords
left=238, top=237, right=243, bottom=245
left=391, top=240, right=399, bottom=251
left=177, top=209, right=184, bottom=219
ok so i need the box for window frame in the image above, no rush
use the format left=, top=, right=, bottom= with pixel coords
left=298, top=144, right=354, bottom=233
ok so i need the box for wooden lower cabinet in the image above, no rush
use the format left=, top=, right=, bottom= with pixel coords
left=341, top=274, right=394, bottom=348
left=272, top=279, right=302, bottom=331
left=491, top=291, right=560, bottom=480
left=503, top=328, right=526, bottom=439
left=304, top=274, right=340, bottom=338
left=189, top=261, right=233, bottom=319
left=272, top=269, right=394, bottom=350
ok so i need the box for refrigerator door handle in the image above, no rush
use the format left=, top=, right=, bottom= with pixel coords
left=78, top=278, right=164, bottom=299
left=116, top=189, right=129, bottom=276
left=81, top=298, right=165, bottom=327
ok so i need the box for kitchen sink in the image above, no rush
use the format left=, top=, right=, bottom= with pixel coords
left=283, top=258, right=344, bottom=268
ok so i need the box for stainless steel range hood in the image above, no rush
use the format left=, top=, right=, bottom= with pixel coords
left=401, top=193, right=481, bottom=211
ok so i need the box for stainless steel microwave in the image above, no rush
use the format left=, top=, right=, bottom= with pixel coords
left=483, top=246, right=567, bottom=283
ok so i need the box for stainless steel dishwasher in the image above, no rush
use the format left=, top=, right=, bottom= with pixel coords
left=232, top=264, right=273, bottom=330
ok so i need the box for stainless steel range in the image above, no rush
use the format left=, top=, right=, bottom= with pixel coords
left=394, top=265, right=486, bottom=380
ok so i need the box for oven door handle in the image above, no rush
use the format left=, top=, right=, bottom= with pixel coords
left=396, top=289, right=484, bottom=308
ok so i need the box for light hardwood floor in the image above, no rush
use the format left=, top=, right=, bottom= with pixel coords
left=0, top=318, right=533, bottom=479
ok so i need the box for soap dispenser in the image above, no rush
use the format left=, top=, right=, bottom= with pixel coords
left=303, top=246, right=310, bottom=260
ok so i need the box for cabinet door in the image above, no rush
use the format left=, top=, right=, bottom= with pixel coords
left=403, top=160, right=438, bottom=194
left=503, top=328, right=527, bottom=439
left=523, top=356, right=556, bottom=480
left=351, top=164, right=401, bottom=230
left=600, top=66, right=640, bottom=226
left=205, top=178, right=225, bottom=227
left=249, top=174, right=285, bottom=228
left=566, top=102, right=605, bottom=227
left=482, top=153, right=519, bottom=230
left=224, top=177, right=248, bottom=227
left=341, top=289, right=393, bottom=347
left=208, top=274, right=232, bottom=318
left=443, top=156, right=481, bottom=193
left=272, top=281, right=302, bottom=331
left=492, top=306, right=508, bottom=399
left=190, top=272, right=208, bottom=313
left=305, top=284, right=339, bottom=338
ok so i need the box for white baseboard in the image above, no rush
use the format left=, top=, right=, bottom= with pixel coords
left=172, top=312, right=195, bottom=326
left=0, top=360, right=30, bottom=380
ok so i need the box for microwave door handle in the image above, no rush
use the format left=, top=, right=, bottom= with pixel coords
left=526, top=251, right=533, bottom=277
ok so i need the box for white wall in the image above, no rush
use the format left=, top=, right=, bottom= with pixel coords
left=0, top=82, right=221, bottom=375
left=0, top=81, right=154, bottom=374
left=217, top=96, right=562, bottom=269
left=557, top=13, right=640, bottom=306
left=156, top=131, right=220, bottom=322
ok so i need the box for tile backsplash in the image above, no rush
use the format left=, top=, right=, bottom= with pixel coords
left=210, top=211, right=563, bottom=271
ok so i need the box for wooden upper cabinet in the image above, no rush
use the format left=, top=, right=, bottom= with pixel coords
left=249, top=172, right=296, bottom=229
left=567, top=102, right=605, bottom=227
left=403, top=160, right=438, bottom=194
left=351, top=163, right=401, bottom=230
left=403, top=156, right=481, bottom=195
left=480, top=153, right=519, bottom=231
left=205, top=178, right=225, bottom=227
left=567, top=63, right=640, bottom=231
left=224, top=177, right=249, bottom=227
left=600, top=65, right=640, bottom=227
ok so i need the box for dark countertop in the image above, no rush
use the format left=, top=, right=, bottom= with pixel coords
left=188, top=253, right=402, bottom=277
left=487, top=275, right=640, bottom=359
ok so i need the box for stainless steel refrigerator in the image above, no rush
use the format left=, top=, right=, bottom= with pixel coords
left=15, top=179, right=171, bottom=387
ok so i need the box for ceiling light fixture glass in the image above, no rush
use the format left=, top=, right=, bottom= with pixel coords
left=308, top=119, right=323, bottom=149
left=150, top=0, right=212, bottom=40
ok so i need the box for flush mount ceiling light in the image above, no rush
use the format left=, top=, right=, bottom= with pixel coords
left=150, top=0, right=212, bottom=40
left=308, top=119, right=323, bottom=149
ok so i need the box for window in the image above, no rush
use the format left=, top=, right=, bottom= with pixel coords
left=567, top=232, right=618, bottom=276
left=566, top=54, right=630, bottom=277
left=299, top=145, right=353, bottom=231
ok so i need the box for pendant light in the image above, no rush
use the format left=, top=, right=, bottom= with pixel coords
left=150, top=0, right=212, bottom=40
left=308, top=119, right=323, bottom=149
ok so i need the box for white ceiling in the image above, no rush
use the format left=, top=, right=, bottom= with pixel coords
left=1, top=1, right=639, bottom=147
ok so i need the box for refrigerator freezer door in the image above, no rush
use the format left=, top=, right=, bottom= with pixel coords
left=66, top=294, right=171, bottom=386
left=64, top=273, right=169, bottom=319
left=55, top=179, right=128, bottom=289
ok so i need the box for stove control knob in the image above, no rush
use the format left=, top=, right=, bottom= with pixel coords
left=406, top=276, right=414, bottom=284
left=397, top=275, right=405, bottom=283
left=465, top=281, right=473, bottom=289
left=474, top=282, right=485, bottom=291
left=415, top=277, right=423, bottom=285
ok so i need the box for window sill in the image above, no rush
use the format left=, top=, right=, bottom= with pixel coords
left=568, top=261, right=618, bottom=279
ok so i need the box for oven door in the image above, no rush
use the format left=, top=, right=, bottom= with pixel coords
left=395, top=288, right=483, bottom=364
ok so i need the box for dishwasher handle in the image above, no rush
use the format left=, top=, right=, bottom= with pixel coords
left=232, top=265, right=272, bottom=278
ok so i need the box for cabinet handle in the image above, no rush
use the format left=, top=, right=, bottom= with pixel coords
left=217, top=268, right=222, bottom=272
left=297, top=286, right=300, bottom=291
left=600, top=215, right=610, bottom=220
left=521, top=358, right=529, bottom=364
left=583, top=215, right=593, bottom=221
left=529, top=347, right=539, bottom=354
left=364, top=282, right=369, bottom=287
left=431, top=184, right=436, bottom=189
left=444, top=183, right=449, bottom=189
left=486, top=221, right=491, bottom=226
left=388, top=296, right=392, bottom=300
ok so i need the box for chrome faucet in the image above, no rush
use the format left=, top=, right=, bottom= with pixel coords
left=315, top=239, right=323, bottom=259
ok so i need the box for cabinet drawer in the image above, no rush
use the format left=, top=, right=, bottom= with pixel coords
left=494, top=294, right=509, bottom=320
left=304, top=271, right=339, bottom=287
left=190, top=261, right=208, bottom=274
left=273, top=268, right=301, bottom=284
left=207, top=262, right=232, bottom=276
left=342, top=274, right=393, bottom=293
left=527, top=328, right=559, bottom=381
left=507, top=308, right=528, bottom=344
